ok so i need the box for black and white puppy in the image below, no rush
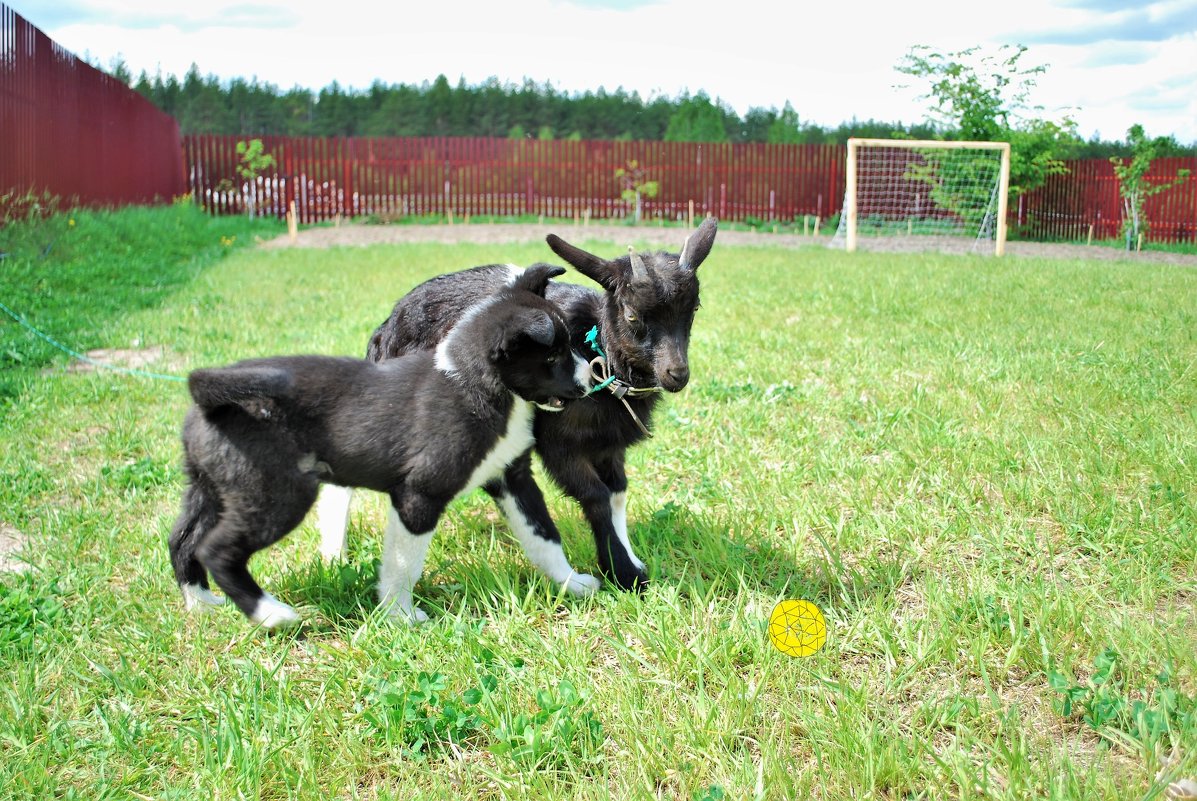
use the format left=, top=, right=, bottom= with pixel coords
left=168, top=265, right=595, bottom=627
left=317, top=218, right=718, bottom=593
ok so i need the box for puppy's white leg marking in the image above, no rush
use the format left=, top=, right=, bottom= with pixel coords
left=610, top=491, right=646, bottom=572
left=497, top=495, right=601, bottom=597
left=181, top=583, right=226, bottom=611
left=250, top=592, right=301, bottom=628
left=378, top=508, right=432, bottom=624
left=315, top=484, right=353, bottom=562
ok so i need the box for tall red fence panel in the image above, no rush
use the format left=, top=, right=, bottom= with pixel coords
left=0, top=4, right=185, bottom=209
left=1019, top=156, right=1196, bottom=243
left=1143, top=157, right=1197, bottom=243
left=185, top=135, right=848, bottom=225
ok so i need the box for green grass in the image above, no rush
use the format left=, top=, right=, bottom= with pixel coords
left=0, top=202, right=281, bottom=403
left=1, top=207, right=1195, bottom=799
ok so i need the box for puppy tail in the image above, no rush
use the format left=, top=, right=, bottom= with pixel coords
left=188, top=366, right=292, bottom=418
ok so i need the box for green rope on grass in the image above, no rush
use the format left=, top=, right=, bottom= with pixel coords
left=0, top=299, right=186, bottom=383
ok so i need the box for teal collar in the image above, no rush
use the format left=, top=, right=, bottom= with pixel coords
left=582, top=325, right=662, bottom=437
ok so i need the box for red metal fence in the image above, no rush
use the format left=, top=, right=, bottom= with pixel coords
left=186, top=134, right=1196, bottom=243
left=184, top=135, right=844, bottom=226
left=0, top=3, right=185, bottom=211
left=1017, top=157, right=1196, bottom=243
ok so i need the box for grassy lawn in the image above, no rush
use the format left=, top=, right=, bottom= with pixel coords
left=1, top=206, right=1195, bottom=799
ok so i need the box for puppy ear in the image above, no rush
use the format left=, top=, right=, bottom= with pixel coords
left=546, top=234, right=618, bottom=291
left=678, top=216, right=718, bottom=271
left=518, top=308, right=556, bottom=347
left=493, top=309, right=555, bottom=360
left=514, top=263, right=566, bottom=297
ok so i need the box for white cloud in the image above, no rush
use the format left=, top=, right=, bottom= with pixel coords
left=21, top=0, right=1197, bottom=143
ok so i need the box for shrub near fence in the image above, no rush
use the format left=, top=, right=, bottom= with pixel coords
left=0, top=3, right=185, bottom=212
left=184, top=135, right=844, bottom=226
left=185, top=133, right=1197, bottom=244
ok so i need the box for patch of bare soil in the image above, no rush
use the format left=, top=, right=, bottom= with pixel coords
left=259, top=222, right=711, bottom=250
left=61, top=344, right=181, bottom=375
left=259, top=222, right=1197, bottom=267
left=0, top=523, right=29, bottom=574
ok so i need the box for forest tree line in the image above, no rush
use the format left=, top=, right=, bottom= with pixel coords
left=114, top=62, right=1193, bottom=159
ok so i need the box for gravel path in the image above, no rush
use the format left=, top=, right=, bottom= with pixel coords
left=260, top=222, right=1197, bottom=267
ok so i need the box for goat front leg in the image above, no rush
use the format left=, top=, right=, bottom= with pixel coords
left=546, top=452, right=648, bottom=592
left=485, top=452, right=600, bottom=597
left=596, top=457, right=647, bottom=580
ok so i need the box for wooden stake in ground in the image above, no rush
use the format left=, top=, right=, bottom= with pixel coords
left=287, top=201, right=297, bottom=241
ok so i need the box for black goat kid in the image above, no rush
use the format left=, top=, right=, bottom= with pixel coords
left=317, top=217, right=718, bottom=592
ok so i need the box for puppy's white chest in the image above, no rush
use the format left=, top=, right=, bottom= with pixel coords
left=459, top=398, right=534, bottom=497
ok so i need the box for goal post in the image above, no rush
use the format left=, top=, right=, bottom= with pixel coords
left=835, top=138, right=1011, bottom=256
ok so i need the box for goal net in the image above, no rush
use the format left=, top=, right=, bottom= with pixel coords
left=831, top=138, right=1011, bottom=255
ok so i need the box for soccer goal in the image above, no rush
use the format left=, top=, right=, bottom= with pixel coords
left=831, top=138, right=1011, bottom=256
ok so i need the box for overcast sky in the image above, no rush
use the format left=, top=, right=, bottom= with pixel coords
left=20, top=0, right=1197, bottom=144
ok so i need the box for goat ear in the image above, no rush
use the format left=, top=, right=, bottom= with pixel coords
left=514, top=263, right=565, bottom=297
left=678, top=216, right=718, bottom=271
left=546, top=234, right=617, bottom=290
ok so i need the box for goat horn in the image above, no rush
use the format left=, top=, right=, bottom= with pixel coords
left=628, top=246, right=649, bottom=284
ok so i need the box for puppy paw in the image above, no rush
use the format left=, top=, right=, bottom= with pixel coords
left=250, top=593, right=301, bottom=628
left=181, top=583, right=226, bottom=611
left=386, top=603, right=430, bottom=625
left=318, top=544, right=347, bottom=563
left=563, top=572, right=602, bottom=597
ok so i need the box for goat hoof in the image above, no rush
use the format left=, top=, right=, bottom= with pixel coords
left=609, top=565, right=649, bottom=593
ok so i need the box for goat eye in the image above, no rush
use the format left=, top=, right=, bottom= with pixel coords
left=546, top=353, right=559, bottom=364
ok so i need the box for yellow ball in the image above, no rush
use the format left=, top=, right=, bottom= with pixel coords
left=768, top=600, right=827, bottom=657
